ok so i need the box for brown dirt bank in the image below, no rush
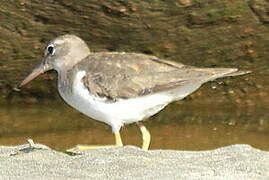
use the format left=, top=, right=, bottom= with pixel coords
left=0, top=0, right=268, bottom=108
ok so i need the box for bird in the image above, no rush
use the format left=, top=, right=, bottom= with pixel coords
left=17, top=34, right=249, bottom=151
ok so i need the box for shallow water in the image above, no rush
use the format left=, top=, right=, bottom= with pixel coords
left=0, top=102, right=268, bottom=151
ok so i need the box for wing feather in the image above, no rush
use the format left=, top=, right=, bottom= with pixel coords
left=78, top=52, right=242, bottom=100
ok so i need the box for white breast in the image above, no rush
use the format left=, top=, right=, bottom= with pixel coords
left=58, top=71, right=172, bottom=132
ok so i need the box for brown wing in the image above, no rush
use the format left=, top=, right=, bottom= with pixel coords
left=82, top=70, right=189, bottom=100
left=79, top=52, right=240, bottom=100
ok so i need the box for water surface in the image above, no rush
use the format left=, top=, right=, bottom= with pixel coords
left=0, top=103, right=268, bottom=151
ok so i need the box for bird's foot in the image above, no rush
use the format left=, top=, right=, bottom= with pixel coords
left=66, top=144, right=120, bottom=153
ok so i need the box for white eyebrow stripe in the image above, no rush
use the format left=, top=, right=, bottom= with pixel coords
left=54, top=39, right=65, bottom=45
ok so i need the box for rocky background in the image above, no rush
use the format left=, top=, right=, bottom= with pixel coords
left=0, top=0, right=269, bottom=109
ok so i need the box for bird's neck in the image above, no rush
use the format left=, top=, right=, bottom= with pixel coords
left=54, top=53, right=89, bottom=73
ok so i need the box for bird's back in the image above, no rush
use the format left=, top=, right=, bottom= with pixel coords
left=73, top=52, right=247, bottom=101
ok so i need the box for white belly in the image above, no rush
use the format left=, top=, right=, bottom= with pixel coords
left=58, top=71, right=172, bottom=132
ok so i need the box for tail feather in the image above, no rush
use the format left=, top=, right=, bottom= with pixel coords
left=194, top=68, right=251, bottom=82
left=221, top=69, right=251, bottom=78
left=194, top=68, right=251, bottom=81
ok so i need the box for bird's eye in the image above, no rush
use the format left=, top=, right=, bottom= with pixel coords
left=47, top=44, right=55, bottom=55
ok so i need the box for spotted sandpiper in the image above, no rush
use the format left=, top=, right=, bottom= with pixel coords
left=17, top=34, right=249, bottom=151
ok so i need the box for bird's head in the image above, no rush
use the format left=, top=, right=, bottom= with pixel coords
left=18, top=34, right=90, bottom=88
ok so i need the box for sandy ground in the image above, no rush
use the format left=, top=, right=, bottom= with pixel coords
left=0, top=141, right=268, bottom=180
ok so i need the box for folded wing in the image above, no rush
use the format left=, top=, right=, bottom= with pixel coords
left=79, top=52, right=247, bottom=100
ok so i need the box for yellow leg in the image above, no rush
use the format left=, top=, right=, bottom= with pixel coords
left=115, top=131, right=123, bottom=146
left=137, top=122, right=151, bottom=150
left=67, top=131, right=123, bottom=152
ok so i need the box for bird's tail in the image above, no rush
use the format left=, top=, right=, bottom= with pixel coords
left=221, top=69, right=251, bottom=78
